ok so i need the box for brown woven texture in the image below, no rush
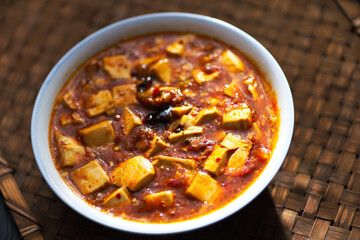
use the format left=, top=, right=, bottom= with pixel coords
left=0, top=155, right=43, bottom=240
left=336, top=0, right=360, bottom=35
left=0, top=0, right=359, bottom=239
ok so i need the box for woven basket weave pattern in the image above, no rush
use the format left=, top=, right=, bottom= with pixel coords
left=0, top=0, right=359, bottom=239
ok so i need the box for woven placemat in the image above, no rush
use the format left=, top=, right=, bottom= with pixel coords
left=0, top=0, right=359, bottom=239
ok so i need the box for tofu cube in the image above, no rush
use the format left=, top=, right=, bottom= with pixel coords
left=59, top=114, right=72, bottom=126
left=172, top=105, right=193, bottom=116
left=103, top=55, right=131, bottom=79
left=166, top=41, right=185, bottom=55
left=171, top=168, right=197, bottom=187
left=106, top=107, right=115, bottom=116
left=112, top=84, right=138, bottom=107
left=186, top=172, right=221, bottom=202
left=72, top=112, right=84, bottom=124
left=194, top=107, right=220, bottom=125
left=168, top=114, right=195, bottom=131
left=247, top=84, right=258, bottom=100
left=79, top=120, right=115, bottom=147
left=144, top=191, right=174, bottom=208
left=152, top=156, right=197, bottom=169
left=222, top=106, right=252, bottom=129
left=111, top=156, right=155, bottom=191
left=71, top=160, right=110, bottom=195
left=85, top=90, right=114, bottom=117
left=224, top=79, right=240, bottom=97
left=204, top=145, right=229, bottom=176
left=140, top=54, right=163, bottom=66
left=145, top=135, right=169, bottom=157
left=220, top=133, right=245, bottom=150
left=150, top=58, right=172, bottom=83
left=168, top=126, right=203, bottom=142
left=221, top=50, right=244, bottom=72
left=62, top=90, right=78, bottom=110
left=243, top=77, right=254, bottom=85
left=192, top=69, right=219, bottom=84
left=214, top=130, right=225, bottom=140
left=102, top=186, right=132, bottom=208
left=180, top=115, right=196, bottom=127
left=123, top=107, right=142, bottom=134
left=225, top=139, right=252, bottom=176
left=55, top=131, right=86, bottom=167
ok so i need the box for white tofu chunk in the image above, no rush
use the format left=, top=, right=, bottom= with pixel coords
left=123, top=107, right=142, bottom=134
left=215, top=130, right=227, bottom=142
left=85, top=90, right=114, bottom=117
left=168, top=126, right=203, bottom=142
left=55, top=130, right=85, bottom=167
left=145, top=135, right=169, bottom=157
left=150, top=58, right=172, bottom=83
left=72, top=112, right=85, bottom=124
left=203, top=145, right=229, bottom=176
left=222, top=106, right=252, bottom=129
left=224, top=78, right=240, bottom=97
left=194, top=107, right=220, bottom=125
left=59, top=114, right=72, bottom=126
left=166, top=41, right=185, bottom=55
left=172, top=105, right=193, bottom=116
left=186, top=172, right=221, bottom=202
left=103, top=55, right=131, bottom=79
left=221, top=50, right=245, bottom=72
left=225, top=139, right=252, bottom=176
left=140, top=54, right=163, bottom=66
left=180, top=115, right=196, bottom=128
left=79, top=120, right=115, bottom=147
left=62, top=90, right=78, bottom=110
left=71, top=160, right=110, bottom=195
left=243, top=77, right=254, bottom=85
left=102, top=186, right=132, bottom=208
left=247, top=83, right=259, bottom=100
left=220, top=133, right=245, bottom=150
left=111, top=156, right=155, bottom=191
left=192, top=69, right=219, bottom=84
left=106, top=107, right=115, bottom=116
left=112, top=84, right=138, bottom=107
left=152, top=156, right=197, bottom=169
left=171, top=168, right=197, bottom=187
left=144, top=191, right=174, bottom=208
left=168, top=114, right=195, bottom=131
left=243, top=76, right=259, bottom=99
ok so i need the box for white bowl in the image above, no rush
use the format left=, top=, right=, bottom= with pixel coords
left=31, top=12, right=294, bottom=234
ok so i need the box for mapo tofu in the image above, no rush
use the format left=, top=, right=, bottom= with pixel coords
left=50, top=33, right=279, bottom=223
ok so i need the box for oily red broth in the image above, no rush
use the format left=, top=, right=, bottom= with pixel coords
left=49, top=33, right=279, bottom=223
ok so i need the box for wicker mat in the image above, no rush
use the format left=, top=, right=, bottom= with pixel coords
left=0, top=0, right=359, bottom=239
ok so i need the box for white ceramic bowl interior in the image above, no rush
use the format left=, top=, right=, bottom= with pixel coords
left=31, top=12, right=294, bottom=234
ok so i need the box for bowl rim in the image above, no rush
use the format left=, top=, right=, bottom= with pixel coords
left=31, top=12, right=294, bottom=234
